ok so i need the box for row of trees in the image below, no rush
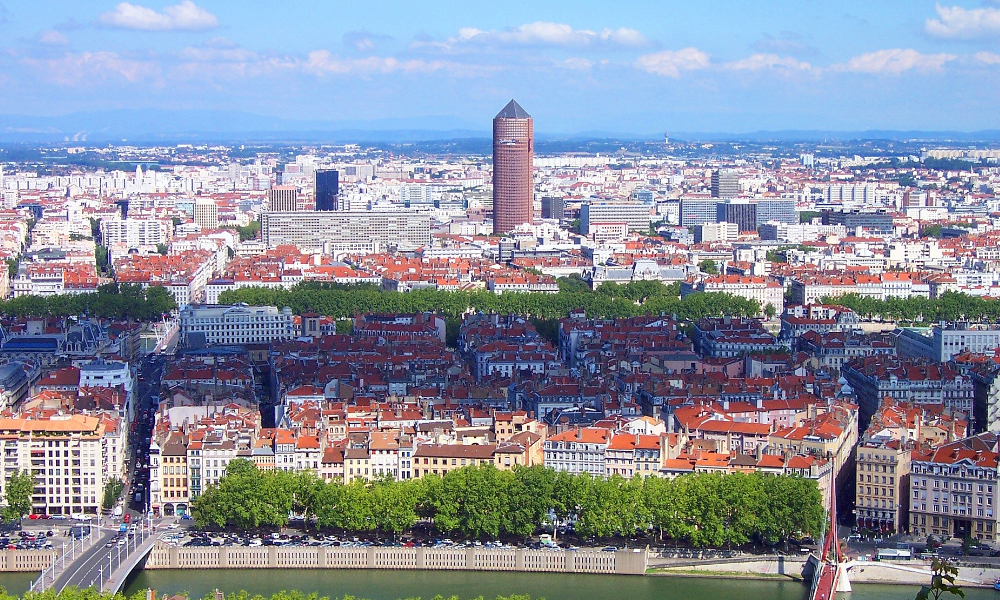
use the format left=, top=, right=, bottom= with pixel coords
left=0, top=283, right=177, bottom=320
left=191, top=460, right=825, bottom=547
left=218, top=280, right=761, bottom=321
left=821, top=291, right=1000, bottom=324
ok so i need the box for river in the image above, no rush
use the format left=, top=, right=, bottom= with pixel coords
left=111, top=569, right=1000, bottom=600
left=0, top=568, right=996, bottom=600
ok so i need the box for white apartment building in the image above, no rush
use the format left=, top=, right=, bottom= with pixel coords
left=580, top=201, right=652, bottom=235
left=543, top=428, right=610, bottom=476
left=179, top=304, right=295, bottom=347
left=79, top=360, right=132, bottom=390
left=682, top=275, right=784, bottom=316
left=0, top=415, right=109, bottom=517
left=824, top=183, right=878, bottom=205
left=100, top=219, right=168, bottom=247
left=260, top=211, right=431, bottom=252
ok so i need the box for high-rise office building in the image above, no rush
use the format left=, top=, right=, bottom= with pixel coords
left=754, top=198, right=797, bottom=226
left=192, top=198, right=219, bottom=230
left=315, top=170, right=339, bottom=211
left=541, top=196, right=564, bottom=221
left=679, top=198, right=720, bottom=227
left=492, top=99, right=533, bottom=234
left=717, top=201, right=757, bottom=233
left=267, top=185, right=298, bottom=212
left=710, top=169, right=739, bottom=198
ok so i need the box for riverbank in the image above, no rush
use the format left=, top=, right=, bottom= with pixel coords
left=648, top=557, right=1000, bottom=589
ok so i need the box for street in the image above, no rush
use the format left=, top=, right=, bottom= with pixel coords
left=34, top=351, right=166, bottom=593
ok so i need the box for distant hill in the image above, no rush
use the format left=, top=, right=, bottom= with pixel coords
left=2, top=109, right=1000, bottom=144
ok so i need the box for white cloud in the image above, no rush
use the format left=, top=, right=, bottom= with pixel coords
left=750, top=32, right=817, bottom=57
left=37, top=30, right=68, bottom=46
left=304, top=50, right=480, bottom=76
left=975, top=51, right=1000, bottom=64
left=925, top=4, right=1000, bottom=39
left=561, top=58, right=593, bottom=70
left=437, top=22, right=648, bottom=49
left=725, top=53, right=812, bottom=72
left=833, top=49, right=956, bottom=74
left=178, top=38, right=257, bottom=62
left=635, top=47, right=710, bottom=77
left=97, top=1, right=218, bottom=31
left=21, top=51, right=159, bottom=85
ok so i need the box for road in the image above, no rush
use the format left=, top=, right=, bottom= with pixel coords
left=128, top=353, right=164, bottom=513
left=42, top=352, right=166, bottom=593
left=50, top=524, right=154, bottom=591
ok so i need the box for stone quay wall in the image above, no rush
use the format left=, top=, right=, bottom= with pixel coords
left=144, top=543, right=648, bottom=575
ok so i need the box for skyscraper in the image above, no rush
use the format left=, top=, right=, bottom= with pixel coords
left=492, top=99, right=533, bottom=234
left=267, top=185, right=298, bottom=212
left=710, top=169, right=739, bottom=198
left=716, top=201, right=757, bottom=233
left=541, top=196, right=564, bottom=221
left=315, top=169, right=339, bottom=211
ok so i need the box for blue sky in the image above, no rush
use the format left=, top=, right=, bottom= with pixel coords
left=2, top=1, right=1000, bottom=133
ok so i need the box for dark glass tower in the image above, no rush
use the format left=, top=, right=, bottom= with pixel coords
left=315, top=169, right=339, bottom=211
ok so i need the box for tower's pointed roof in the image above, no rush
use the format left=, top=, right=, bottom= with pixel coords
left=495, top=99, right=530, bottom=120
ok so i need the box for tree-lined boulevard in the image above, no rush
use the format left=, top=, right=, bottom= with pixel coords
left=192, top=461, right=825, bottom=547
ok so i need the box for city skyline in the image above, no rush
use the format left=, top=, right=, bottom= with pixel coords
left=3, top=1, right=1000, bottom=134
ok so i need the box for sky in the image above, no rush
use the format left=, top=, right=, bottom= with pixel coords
left=2, top=1, right=1000, bottom=134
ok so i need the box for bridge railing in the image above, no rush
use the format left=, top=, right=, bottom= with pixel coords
left=29, top=528, right=99, bottom=593
left=99, top=520, right=154, bottom=593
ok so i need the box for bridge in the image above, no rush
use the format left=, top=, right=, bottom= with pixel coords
left=808, top=486, right=850, bottom=600
left=30, top=520, right=157, bottom=594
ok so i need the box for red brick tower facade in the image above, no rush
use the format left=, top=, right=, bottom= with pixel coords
left=492, top=100, right=533, bottom=234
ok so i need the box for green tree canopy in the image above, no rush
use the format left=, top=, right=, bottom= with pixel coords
left=191, top=463, right=825, bottom=547
left=3, top=470, right=34, bottom=522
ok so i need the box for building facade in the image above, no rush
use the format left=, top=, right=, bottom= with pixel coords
left=100, top=219, right=168, bottom=247
left=679, top=198, right=719, bottom=227
left=315, top=170, right=339, bottom=211
left=710, top=169, right=739, bottom=198
left=909, top=433, right=999, bottom=542
left=492, top=100, right=534, bottom=234
left=541, top=196, right=564, bottom=221
left=580, top=202, right=651, bottom=235
left=260, top=211, right=432, bottom=253
left=192, top=198, right=218, bottom=230
left=179, top=304, right=296, bottom=347
left=0, top=415, right=109, bottom=517
left=267, top=185, right=299, bottom=212
left=716, top=201, right=756, bottom=232
left=856, top=439, right=910, bottom=534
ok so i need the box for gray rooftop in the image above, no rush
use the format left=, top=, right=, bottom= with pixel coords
left=495, top=99, right=530, bottom=120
